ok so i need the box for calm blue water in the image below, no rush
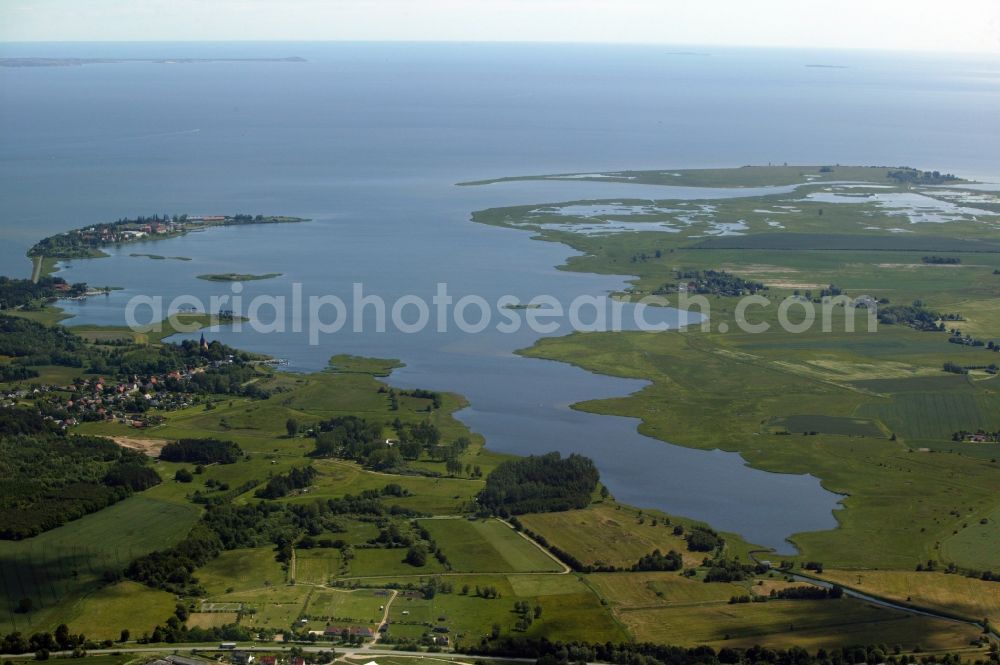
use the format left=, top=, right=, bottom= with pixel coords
left=2, top=42, right=999, bottom=551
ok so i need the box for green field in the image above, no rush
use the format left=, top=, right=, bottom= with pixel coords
left=295, top=549, right=341, bottom=585
left=418, top=519, right=563, bottom=573
left=772, top=414, right=884, bottom=437
left=346, top=547, right=448, bottom=578
left=63, top=581, right=178, bottom=642
left=617, top=598, right=979, bottom=650
left=304, top=588, right=386, bottom=624
left=382, top=573, right=626, bottom=646
left=0, top=495, right=199, bottom=635
left=519, top=502, right=740, bottom=569
left=196, top=547, right=287, bottom=595
left=820, top=569, right=1000, bottom=624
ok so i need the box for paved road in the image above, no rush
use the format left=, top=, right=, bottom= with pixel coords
left=0, top=645, right=542, bottom=664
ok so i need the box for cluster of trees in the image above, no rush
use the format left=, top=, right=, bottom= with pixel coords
left=0, top=414, right=161, bottom=539
left=0, top=364, right=38, bottom=381
left=877, top=303, right=953, bottom=331
left=396, top=388, right=442, bottom=410
left=0, top=276, right=84, bottom=310
left=478, top=452, right=600, bottom=515
left=0, top=623, right=88, bottom=657
left=311, top=413, right=456, bottom=472
left=255, top=466, right=317, bottom=499
left=887, top=168, right=957, bottom=184
left=656, top=270, right=766, bottom=297
left=512, top=600, right=542, bottom=631
left=947, top=333, right=989, bottom=348
left=312, top=415, right=387, bottom=465
left=394, top=420, right=443, bottom=459
left=633, top=549, right=683, bottom=571
left=0, top=315, right=87, bottom=368
left=952, top=429, right=1000, bottom=443
left=629, top=249, right=664, bottom=264
left=462, top=635, right=967, bottom=665
left=769, top=585, right=844, bottom=600
left=702, top=557, right=766, bottom=583
left=685, top=525, right=724, bottom=552
left=922, top=256, right=961, bottom=265
left=159, top=438, right=242, bottom=464
left=131, top=620, right=252, bottom=649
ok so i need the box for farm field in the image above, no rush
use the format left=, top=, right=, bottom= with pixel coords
left=616, top=597, right=980, bottom=650
left=587, top=571, right=746, bottom=607
left=304, top=588, right=386, bottom=624
left=295, top=549, right=341, bottom=586
left=518, top=502, right=737, bottom=569
left=0, top=494, right=199, bottom=635
left=818, top=569, right=1000, bottom=624
left=418, top=518, right=563, bottom=573
left=209, top=585, right=312, bottom=631
left=64, top=581, right=178, bottom=642
left=382, top=573, right=626, bottom=646
left=196, top=547, right=287, bottom=595
left=346, top=547, right=448, bottom=578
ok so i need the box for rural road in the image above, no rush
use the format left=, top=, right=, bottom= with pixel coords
left=370, top=589, right=399, bottom=645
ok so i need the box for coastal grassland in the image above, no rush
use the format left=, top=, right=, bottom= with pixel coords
left=470, top=167, right=1000, bottom=581
left=521, top=328, right=1000, bottom=570
left=0, top=495, right=199, bottom=635
left=416, top=518, right=563, bottom=573
left=819, top=569, right=1000, bottom=624
left=615, top=598, right=980, bottom=651
left=517, top=502, right=742, bottom=569
left=458, top=165, right=931, bottom=188
left=939, top=503, right=1000, bottom=573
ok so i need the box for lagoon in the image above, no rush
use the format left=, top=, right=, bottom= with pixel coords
left=3, top=42, right=999, bottom=550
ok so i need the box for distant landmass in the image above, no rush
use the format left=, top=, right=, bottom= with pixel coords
left=0, top=56, right=306, bottom=68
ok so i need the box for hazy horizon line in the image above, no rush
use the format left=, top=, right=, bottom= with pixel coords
left=2, top=39, right=999, bottom=58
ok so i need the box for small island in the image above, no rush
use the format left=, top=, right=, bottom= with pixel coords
left=129, top=253, right=192, bottom=261
left=197, top=272, right=283, bottom=282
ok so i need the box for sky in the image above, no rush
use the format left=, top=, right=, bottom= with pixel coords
left=1, top=0, right=1000, bottom=55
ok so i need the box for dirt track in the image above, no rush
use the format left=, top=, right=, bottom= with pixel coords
left=112, top=436, right=169, bottom=456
